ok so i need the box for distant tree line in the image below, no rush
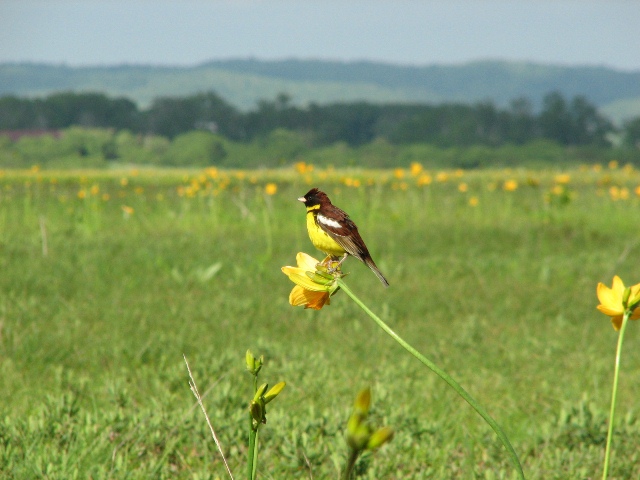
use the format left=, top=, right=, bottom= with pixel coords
left=1, top=90, right=639, bottom=149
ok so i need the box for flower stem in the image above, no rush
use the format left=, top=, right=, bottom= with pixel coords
left=602, top=310, right=631, bottom=480
left=248, top=422, right=260, bottom=480
left=342, top=449, right=359, bottom=480
left=337, top=278, right=525, bottom=479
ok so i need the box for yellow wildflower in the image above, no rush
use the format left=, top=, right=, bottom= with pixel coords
left=265, top=183, right=278, bottom=195
left=417, top=173, right=432, bottom=186
left=289, top=285, right=331, bottom=310
left=121, top=205, right=134, bottom=217
left=281, top=252, right=340, bottom=310
left=597, top=276, right=640, bottom=330
left=503, top=180, right=518, bottom=192
left=436, top=172, right=449, bottom=182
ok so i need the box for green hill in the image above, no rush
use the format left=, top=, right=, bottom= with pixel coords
left=1, top=59, right=639, bottom=123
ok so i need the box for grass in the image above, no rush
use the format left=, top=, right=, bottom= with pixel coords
left=1, top=163, right=640, bottom=478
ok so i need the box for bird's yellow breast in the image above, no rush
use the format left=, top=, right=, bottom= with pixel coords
left=306, top=210, right=346, bottom=257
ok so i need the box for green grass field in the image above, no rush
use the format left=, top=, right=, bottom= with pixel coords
left=1, top=164, right=640, bottom=479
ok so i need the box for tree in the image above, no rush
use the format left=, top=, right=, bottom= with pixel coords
left=623, top=117, right=640, bottom=149
left=568, top=95, right=612, bottom=146
left=539, top=91, right=572, bottom=144
left=506, top=97, right=536, bottom=144
left=145, top=92, right=241, bottom=139
left=162, top=131, right=227, bottom=167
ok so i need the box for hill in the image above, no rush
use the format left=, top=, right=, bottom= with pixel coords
left=1, top=59, right=639, bottom=123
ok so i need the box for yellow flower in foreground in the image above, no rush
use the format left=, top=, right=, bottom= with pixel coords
left=281, top=252, right=340, bottom=310
left=596, top=276, right=640, bottom=330
left=289, top=285, right=331, bottom=310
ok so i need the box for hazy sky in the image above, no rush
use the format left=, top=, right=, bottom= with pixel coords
left=2, top=0, right=639, bottom=71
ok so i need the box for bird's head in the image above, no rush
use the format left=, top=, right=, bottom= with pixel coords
left=298, top=188, right=331, bottom=208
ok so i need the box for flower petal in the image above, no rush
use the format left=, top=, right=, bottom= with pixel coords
left=610, top=315, right=624, bottom=331
left=296, top=252, right=321, bottom=271
left=282, top=266, right=331, bottom=291
left=289, top=285, right=330, bottom=310
left=611, top=275, right=625, bottom=295
left=597, top=304, right=624, bottom=317
left=596, top=281, right=624, bottom=316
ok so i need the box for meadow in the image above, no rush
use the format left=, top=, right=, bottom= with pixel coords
left=1, top=162, right=640, bottom=479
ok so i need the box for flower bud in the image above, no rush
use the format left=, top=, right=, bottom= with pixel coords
left=245, top=350, right=255, bottom=372
left=253, top=383, right=268, bottom=402
left=249, top=400, right=264, bottom=425
left=264, top=382, right=286, bottom=404
left=353, top=388, right=371, bottom=417
left=346, top=419, right=371, bottom=451
left=366, top=426, right=394, bottom=450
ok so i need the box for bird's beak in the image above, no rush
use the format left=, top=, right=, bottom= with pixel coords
left=297, top=196, right=306, bottom=203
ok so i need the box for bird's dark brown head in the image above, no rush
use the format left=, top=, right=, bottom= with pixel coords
left=297, top=188, right=331, bottom=208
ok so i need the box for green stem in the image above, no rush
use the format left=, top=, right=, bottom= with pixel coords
left=248, top=421, right=257, bottom=480
left=602, top=310, right=631, bottom=480
left=342, top=448, right=359, bottom=480
left=252, top=429, right=259, bottom=479
left=337, top=278, right=525, bottom=479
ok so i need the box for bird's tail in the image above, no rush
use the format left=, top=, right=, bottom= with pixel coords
left=364, top=257, right=389, bottom=288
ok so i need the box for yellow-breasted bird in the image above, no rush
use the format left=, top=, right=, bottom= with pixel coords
left=298, top=188, right=389, bottom=287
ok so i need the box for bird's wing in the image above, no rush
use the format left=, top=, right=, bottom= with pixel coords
left=316, top=207, right=369, bottom=258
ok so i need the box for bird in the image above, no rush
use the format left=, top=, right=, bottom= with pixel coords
left=297, top=187, right=389, bottom=287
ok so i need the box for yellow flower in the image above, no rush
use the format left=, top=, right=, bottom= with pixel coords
left=436, top=172, right=449, bottom=182
left=265, top=183, right=278, bottom=195
left=294, top=161, right=314, bottom=174
left=503, top=180, right=518, bottom=191
left=121, top=205, right=134, bottom=218
left=416, top=173, right=432, bottom=186
left=289, top=285, right=331, bottom=310
left=596, top=276, right=640, bottom=330
left=281, top=252, right=339, bottom=310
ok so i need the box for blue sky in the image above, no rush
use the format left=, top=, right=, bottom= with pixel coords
left=1, top=1, right=639, bottom=70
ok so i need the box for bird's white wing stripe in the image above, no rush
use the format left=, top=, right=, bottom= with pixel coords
left=317, top=214, right=342, bottom=229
